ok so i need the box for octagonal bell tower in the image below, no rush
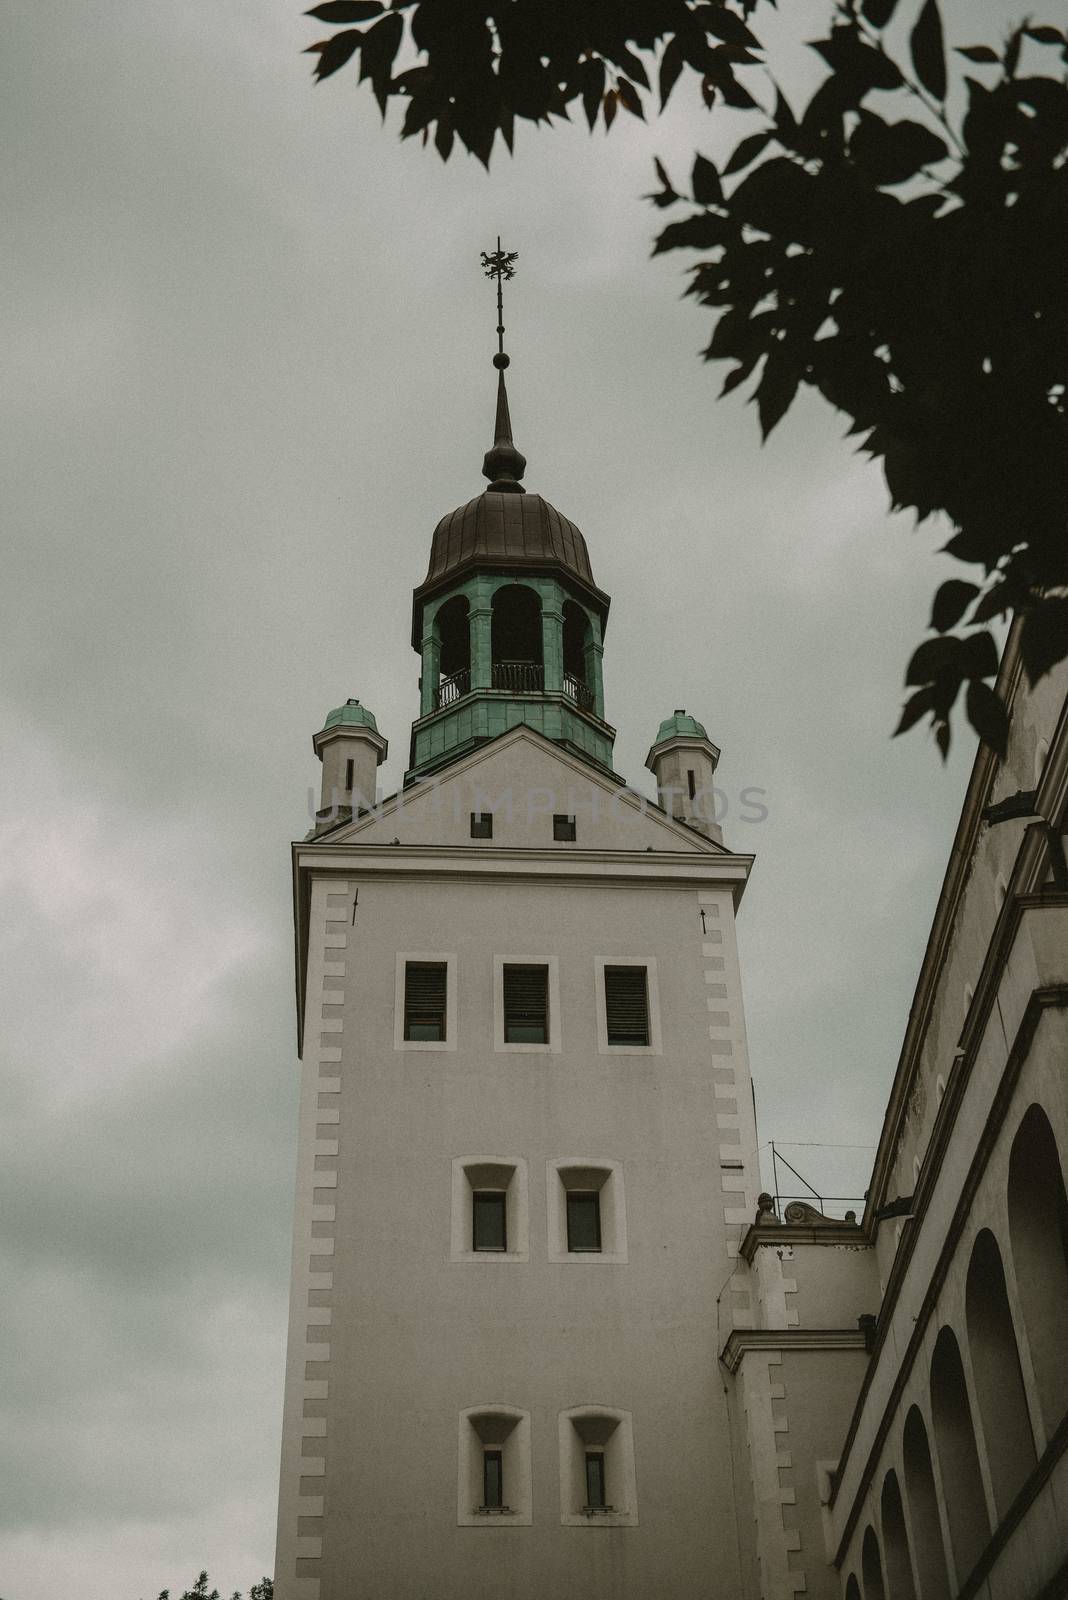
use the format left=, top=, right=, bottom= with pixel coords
left=406, top=263, right=615, bottom=783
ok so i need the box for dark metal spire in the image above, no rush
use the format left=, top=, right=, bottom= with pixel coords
left=479, top=238, right=526, bottom=494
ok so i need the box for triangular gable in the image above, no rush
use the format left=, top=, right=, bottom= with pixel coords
left=322, top=725, right=724, bottom=854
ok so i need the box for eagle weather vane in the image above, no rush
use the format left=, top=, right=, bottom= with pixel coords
left=481, top=237, right=518, bottom=365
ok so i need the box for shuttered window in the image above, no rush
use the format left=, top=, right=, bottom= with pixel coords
left=604, top=965, right=649, bottom=1046
left=403, top=961, right=447, bottom=1040
left=566, top=1191, right=602, bottom=1253
left=503, top=963, right=549, bottom=1044
left=472, top=1191, right=507, bottom=1252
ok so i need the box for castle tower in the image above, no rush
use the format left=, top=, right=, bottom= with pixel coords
left=274, top=258, right=762, bottom=1599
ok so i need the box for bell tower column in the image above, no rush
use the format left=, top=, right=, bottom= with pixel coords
left=419, top=624, right=441, bottom=717
left=584, top=619, right=606, bottom=720
left=470, top=577, right=493, bottom=690
left=540, top=585, right=564, bottom=694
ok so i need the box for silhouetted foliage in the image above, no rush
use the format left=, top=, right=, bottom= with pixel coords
left=304, top=0, right=1068, bottom=757
left=149, top=1572, right=273, bottom=1600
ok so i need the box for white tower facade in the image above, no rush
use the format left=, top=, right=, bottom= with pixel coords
left=274, top=340, right=766, bottom=1598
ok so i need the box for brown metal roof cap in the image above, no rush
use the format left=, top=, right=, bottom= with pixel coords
left=422, top=491, right=596, bottom=588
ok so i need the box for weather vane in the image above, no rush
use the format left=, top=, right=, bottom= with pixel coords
left=481, top=236, right=519, bottom=365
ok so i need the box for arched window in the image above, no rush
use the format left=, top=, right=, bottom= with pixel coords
left=435, top=594, right=470, bottom=706
left=880, top=1470, right=917, bottom=1600
left=844, top=1577, right=861, bottom=1600
left=902, top=1407, right=949, bottom=1599
left=491, top=585, right=543, bottom=692
left=862, top=1526, right=886, bottom=1600
left=562, top=601, right=593, bottom=709
left=930, top=1326, right=990, bottom=1583
left=965, top=1228, right=1036, bottom=1516
left=1007, top=1103, right=1068, bottom=1435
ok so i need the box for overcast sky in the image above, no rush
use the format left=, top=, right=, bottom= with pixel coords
left=2, top=1, right=1026, bottom=1594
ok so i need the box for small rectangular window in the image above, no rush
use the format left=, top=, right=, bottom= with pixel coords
left=403, top=961, right=447, bottom=1041
left=553, top=814, right=577, bottom=842
left=584, top=1452, right=606, bottom=1510
left=604, top=965, right=650, bottom=1047
left=482, top=1449, right=504, bottom=1510
left=470, top=812, right=493, bottom=839
left=566, top=1191, right=602, bottom=1253
left=472, top=1191, right=507, bottom=1252
left=345, top=758, right=355, bottom=792
left=502, top=963, right=549, bottom=1044
left=687, top=767, right=696, bottom=800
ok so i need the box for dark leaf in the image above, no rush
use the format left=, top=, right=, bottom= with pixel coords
left=616, top=77, right=645, bottom=120
left=812, top=30, right=903, bottom=93
left=956, top=44, right=1000, bottom=63
left=1023, top=25, right=1065, bottom=44
left=861, top=0, right=899, bottom=25
left=910, top=0, right=947, bottom=100
left=930, top=579, right=980, bottom=632
left=965, top=681, right=1009, bottom=757
left=581, top=58, right=606, bottom=130
left=894, top=686, right=936, bottom=735
left=706, top=10, right=761, bottom=48
left=756, top=349, right=802, bottom=439
left=960, top=631, right=1000, bottom=681
left=1005, top=26, right=1023, bottom=77
left=970, top=584, right=1013, bottom=624
left=905, top=635, right=964, bottom=686
left=305, top=0, right=382, bottom=19
left=309, top=29, right=363, bottom=80
left=936, top=720, right=951, bottom=759
left=851, top=114, right=948, bottom=182
left=652, top=212, right=733, bottom=254
left=603, top=88, right=618, bottom=130
left=723, top=129, right=772, bottom=175
left=692, top=153, right=722, bottom=204
left=360, top=13, right=403, bottom=89
left=659, top=37, right=685, bottom=110
left=1020, top=598, right=1068, bottom=683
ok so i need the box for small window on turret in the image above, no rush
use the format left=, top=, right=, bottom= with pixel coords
left=471, top=812, right=493, bottom=839
left=687, top=768, right=696, bottom=801
left=345, top=759, right=355, bottom=792
left=553, top=815, right=576, bottom=842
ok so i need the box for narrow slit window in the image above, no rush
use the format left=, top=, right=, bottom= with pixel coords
left=470, top=812, right=493, bottom=839
left=604, top=965, right=650, bottom=1047
left=584, top=1452, right=607, bottom=1510
left=503, top=963, right=549, bottom=1044
left=566, top=1191, right=602, bottom=1253
left=687, top=767, right=696, bottom=800
left=345, top=758, right=355, bottom=792
left=553, top=814, right=577, bottom=842
left=403, top=961, right=447, bottom=1041
left=482, top=1449, right=504, bottom=1510
left=472, top=1191, right=507, bottom=1252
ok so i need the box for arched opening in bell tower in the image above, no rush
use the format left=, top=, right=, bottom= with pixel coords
left=491, top=584, right=543, bottom=692
left=435, top=595, right=470, bottom=707
left=562, top=600, right=594, bottom=710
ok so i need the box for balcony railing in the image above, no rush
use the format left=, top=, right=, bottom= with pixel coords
left=433, top=663, right=593, bottom=709
left=435, top=668, right=470, bottom=709
left=563, top=672, right=594, bottom=712
left=492, top=661, right=544, bottom=693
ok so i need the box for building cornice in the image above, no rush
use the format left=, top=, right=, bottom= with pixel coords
left=739, top=1218, right=866, bottom=1263
left=719, top=1328, right=868, bottom=1375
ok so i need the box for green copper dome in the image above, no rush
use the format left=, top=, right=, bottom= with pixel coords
left=654, top=709, right=708, bottom=744
left=323, top=698, right=380, bottom=732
